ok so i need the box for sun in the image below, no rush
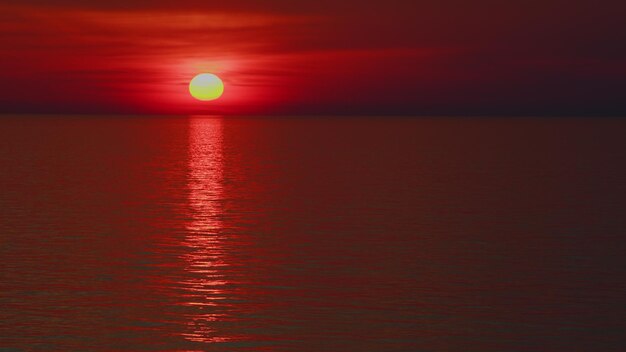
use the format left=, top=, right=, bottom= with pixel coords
left=189, top=73, right=224, bottom=101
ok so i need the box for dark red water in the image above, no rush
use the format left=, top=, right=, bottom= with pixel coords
left=1, top=116, right=626, bottom=351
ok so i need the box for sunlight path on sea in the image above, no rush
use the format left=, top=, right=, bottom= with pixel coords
left=180, top=117, right=230, bottom=343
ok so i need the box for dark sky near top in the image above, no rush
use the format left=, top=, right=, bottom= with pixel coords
left=0, top=0, right=625, bottom=115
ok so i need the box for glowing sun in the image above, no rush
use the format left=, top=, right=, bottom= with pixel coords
left=189, top=73, right=224, bottom=101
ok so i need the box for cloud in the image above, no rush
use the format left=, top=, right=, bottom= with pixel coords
left=0, top=1, right=625, bottom=115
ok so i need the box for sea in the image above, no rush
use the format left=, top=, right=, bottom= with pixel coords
left=1, top=115, right=625, bottom=351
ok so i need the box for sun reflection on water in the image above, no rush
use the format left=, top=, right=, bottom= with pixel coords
left=180, top=116, right=233, bottom=344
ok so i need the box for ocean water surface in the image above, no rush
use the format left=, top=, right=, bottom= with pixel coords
left=1, top=116, right=625, bottom=351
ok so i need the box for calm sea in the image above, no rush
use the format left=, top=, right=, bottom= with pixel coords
left=1, top=116, right=625, bottom=351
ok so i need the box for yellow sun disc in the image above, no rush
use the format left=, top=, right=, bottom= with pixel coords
left=189, top=73, right=224, bottom=101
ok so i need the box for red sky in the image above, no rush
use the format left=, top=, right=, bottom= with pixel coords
left=0, top=0, right=625, bottom=115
